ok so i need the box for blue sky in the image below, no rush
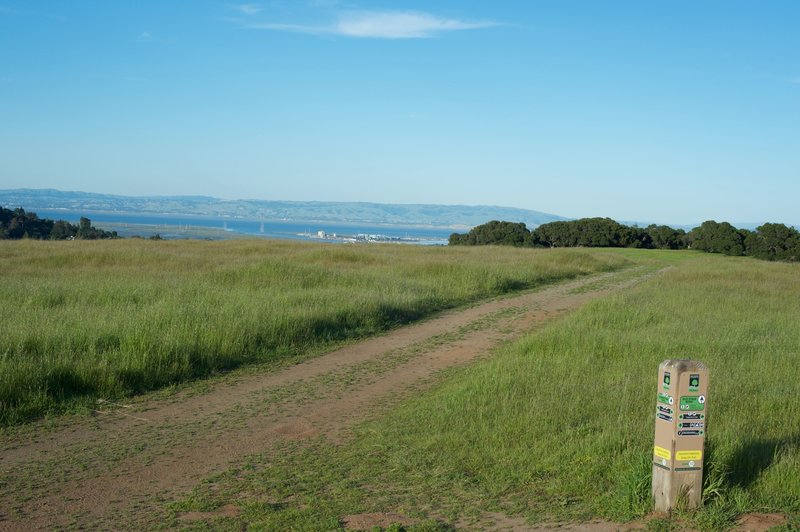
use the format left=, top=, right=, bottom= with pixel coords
left=1, top=1, right=798, bottom=225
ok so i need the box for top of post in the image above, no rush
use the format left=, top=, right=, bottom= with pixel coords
left=659, top=359, right=708, bottom=373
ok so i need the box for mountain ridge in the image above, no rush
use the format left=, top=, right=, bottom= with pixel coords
left=0, top=189, right=567, bottom=229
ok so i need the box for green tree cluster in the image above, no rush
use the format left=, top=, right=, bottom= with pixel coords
left=742, top=223, right=800, bottom=262
left=533, top=218, right=661, bottom=248
left=449, top=217, right=799, bottom=262
left=0, top=207, right=118, bottom=240
left=686, top=220, right=746, bottom=256
left=448, top=220, right=530, bottom=246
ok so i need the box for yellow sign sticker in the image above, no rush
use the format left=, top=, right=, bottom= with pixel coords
left=676, top=450, right=702, bottom=461
left=654, top=446, right=671, bottom=460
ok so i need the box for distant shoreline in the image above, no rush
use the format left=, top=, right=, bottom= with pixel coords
left=28, top=209, right=453, bottom=244
left=33, top=208, right=471, bottom=232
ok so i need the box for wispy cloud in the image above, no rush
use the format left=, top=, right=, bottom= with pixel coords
left=790, top=77, right=800, bottom=86
left=337, top=11, right=494, bottom=38
left=241, top=10, right=496, bottom=39
left=231, top=3, right=263, bottom=16
left=137, top=31, right=154, bottom=42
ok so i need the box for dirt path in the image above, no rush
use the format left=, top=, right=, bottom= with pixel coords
left=0, top=267, right=662, bottom=530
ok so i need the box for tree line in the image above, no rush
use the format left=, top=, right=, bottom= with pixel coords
left=0, top=207, right=118, bottom=240
left=449, top=218, right=800, bottom=262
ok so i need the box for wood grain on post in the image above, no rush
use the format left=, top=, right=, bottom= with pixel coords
left=652, top=360, right=709, bottom=512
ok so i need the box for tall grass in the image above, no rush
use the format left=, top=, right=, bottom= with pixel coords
left=352, top=253, right=800, bottom=525
left=184, top=252, right=800, bottom=529
left=0, top=239, right=626, bottom=425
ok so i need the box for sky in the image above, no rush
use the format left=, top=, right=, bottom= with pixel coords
left=1, top=1, right=798, bottom=225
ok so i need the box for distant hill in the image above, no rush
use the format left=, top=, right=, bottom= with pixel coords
left=0, top=189, right=567, bottom=229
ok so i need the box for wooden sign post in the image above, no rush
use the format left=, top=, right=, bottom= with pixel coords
left=652, top=360, right=709, bottom=512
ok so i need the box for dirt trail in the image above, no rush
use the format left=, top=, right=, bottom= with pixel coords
left=0, top=267, right=662, bottom=530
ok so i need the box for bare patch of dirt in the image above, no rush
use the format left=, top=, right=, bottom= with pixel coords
left=531, top=521, right=648, bottom=531
left=0, top=267, right=662, bottom=530
left=734, top=512, right=787, bottom=531
left=497, top=512, right=789, bottom=532
left=457, top=512, right=648, bottom=531
left=456, top=511, right=537, bottom=531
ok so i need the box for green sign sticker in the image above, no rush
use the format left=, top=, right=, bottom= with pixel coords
left=658, top=392, right=671, bottom=405
left=680, top=395, right=705, bottom=411
left=689, top=373, right=700, bottom=392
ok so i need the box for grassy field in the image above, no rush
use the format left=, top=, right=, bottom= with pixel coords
left=0, top=239, right=627, bottom=425
left=171, top=251, right=800, bottom=530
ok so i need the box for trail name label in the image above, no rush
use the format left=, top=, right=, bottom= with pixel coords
left=679, top=396, right=705, bottom=411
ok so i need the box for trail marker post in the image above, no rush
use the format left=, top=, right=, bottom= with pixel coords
left=652, top=360, right=709, bottom=512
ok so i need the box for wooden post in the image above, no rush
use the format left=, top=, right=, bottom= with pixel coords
left=652, top=360, right=709, bottom=512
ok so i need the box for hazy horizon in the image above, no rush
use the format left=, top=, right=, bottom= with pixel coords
left=3, top=187, right=794, bottom=230
left=2, top=1, right=798, bottom=226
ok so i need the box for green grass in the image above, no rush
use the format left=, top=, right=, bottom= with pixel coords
left=171, top=252, right=799, bottom=530
left=0, top=239, right=627, bottom=425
